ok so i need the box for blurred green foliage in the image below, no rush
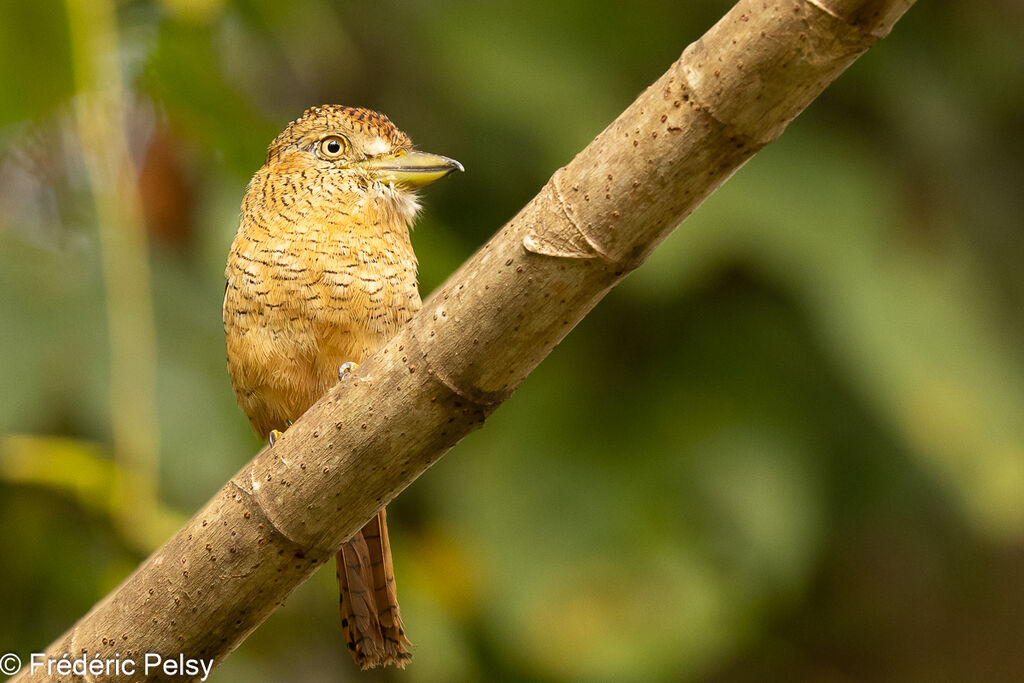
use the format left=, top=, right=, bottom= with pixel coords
left=2, top=0, right=1023, bottom=681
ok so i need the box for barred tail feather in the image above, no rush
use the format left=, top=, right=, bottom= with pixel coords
left=337, top=509, right=412, bottom=669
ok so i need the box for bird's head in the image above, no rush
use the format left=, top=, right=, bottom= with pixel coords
left=264, top=104, right=463, bottom=190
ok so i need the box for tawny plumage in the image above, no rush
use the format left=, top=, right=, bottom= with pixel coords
left=223, top=104, right=461, bottom=669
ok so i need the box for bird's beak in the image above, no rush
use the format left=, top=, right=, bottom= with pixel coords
left=357, top=150, right=464, bottom=188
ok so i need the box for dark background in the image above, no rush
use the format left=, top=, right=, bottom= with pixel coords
left=2, top=1, right=1023, bottom=681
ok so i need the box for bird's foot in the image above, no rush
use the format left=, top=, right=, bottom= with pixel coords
left=268, top=420, right=293, bottom=447
left=338, top=361, right=359, bottom=382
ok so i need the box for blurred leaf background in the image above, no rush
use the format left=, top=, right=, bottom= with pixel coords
left=2, top=0, right=1023, bottom=681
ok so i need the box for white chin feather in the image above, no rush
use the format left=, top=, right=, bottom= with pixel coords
left=378, top=182, right=422, bottom=227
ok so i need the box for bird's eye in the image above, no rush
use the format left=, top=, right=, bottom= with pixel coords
left=318, top=135, right=348, bottom=159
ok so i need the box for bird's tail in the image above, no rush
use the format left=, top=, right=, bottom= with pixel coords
left=336, top=508, right=412, bottom=669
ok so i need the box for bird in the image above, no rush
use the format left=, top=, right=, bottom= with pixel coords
left=222, top=104, right=462, bottom=669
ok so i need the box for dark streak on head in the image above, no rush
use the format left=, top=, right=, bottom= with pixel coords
left=266, top=105, right=413, bottom=164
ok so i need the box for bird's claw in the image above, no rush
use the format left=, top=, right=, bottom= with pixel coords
left=268, top=429, right=284, bottom=447
left=338, top=361, right=358, bottom=382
